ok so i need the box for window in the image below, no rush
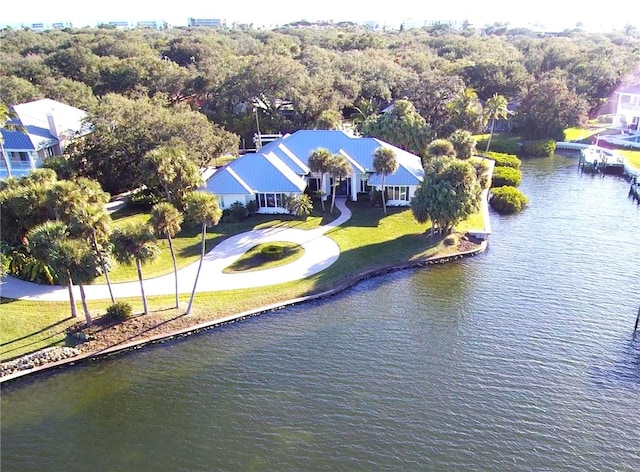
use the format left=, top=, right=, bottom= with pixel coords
left=386, top=186, right=409, bottom=201
left=257, top=192, right=287, bottom=208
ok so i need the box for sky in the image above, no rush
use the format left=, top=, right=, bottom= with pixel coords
left=2, top=0, right=638, bottom=32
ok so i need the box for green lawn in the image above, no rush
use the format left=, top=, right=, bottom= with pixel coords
left=223, top=242, right=304, bottom=273
left=99, top=205, right=337, bottom=283
left=618, top=149, right=640, bottom=170
left=1, top=200, right=484, bottom=361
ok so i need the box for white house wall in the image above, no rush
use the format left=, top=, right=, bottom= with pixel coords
left=217, top=193, right=252, bottom=209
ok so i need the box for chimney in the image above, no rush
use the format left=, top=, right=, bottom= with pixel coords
left=47, top=111, right=59, bottom=138
left=46, top=111, right=62, bottom=155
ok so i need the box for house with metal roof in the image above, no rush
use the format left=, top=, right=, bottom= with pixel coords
left=1, top=98, right=91, bottom=179
left=205, top=130, right=424, bottom=214
left=613, top=84, right=640, bottom=133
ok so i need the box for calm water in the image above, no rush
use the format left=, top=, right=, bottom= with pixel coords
left=2, top=155, right=639, bottom=471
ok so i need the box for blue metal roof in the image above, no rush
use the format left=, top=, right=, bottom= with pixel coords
left=207, top=130, right=424, bottom=196
left=206, top=152, right=306, bottom=195
left=205, top=167, right=253, bottom=195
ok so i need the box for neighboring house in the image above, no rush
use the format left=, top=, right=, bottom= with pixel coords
left=205, top=130, right=424, bottom=214
left=613, top=84, right=640, bottom=132
left=1, top=98, right=91, bottom=179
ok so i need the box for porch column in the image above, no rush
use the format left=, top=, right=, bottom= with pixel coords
left=350, top=175, right=358, bottom=201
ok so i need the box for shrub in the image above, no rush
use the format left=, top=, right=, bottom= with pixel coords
left=285, top=193, right=313, bottom=218
left=228, top=201, right=249, bottom=222
left=490, top=186, right=529, bottom=214
left=484, top=152, right=521, bottom=168
left=246, top=200, right=258, bottom=216
left=491, top=166, right=522, bottom=187
left=443, top=234, right=458, bottom=246
left=129, top=189, right=161, bottom=209
left=106, top=301, right=133, bottom=321
left=261, top=244, right=284, bottom=260
left=426, top=139, right=456, bottom=158
left=476, top=137, right=520, bottom=155
left=519, top=139, right=556, bottom=157
left=448, top=129, right=477, bottom=159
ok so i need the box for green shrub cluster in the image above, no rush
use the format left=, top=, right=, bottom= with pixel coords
left=106, top=301, right=133, bottom=321
left=476, top=137, right=520, bottom=155
left=485, top=152, right=521, bottom=168
left=491, top=166, right=522, bottom=187
left=129, top=189, right=161, bottom=209
left=520, top=139, right=556, bottom=157
left=261, top=245, right=284, bottom=259
left=489, top=186, right=529, bottom=214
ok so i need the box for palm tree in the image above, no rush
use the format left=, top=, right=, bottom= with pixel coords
left=71, top=201, right=116, bottom=303
left=1, top=103, right=27, bottom=179
left=26, top=221, right=78, bottom=318
left=307, top=148, right=333, bottom=212
left=58, top=239, right=101, bottom=326
left=111, top=223, right=160, bottom=316
left=373, top=147, right=399, bottom=214
left=150, top=201, right=184, bottom=309
left=183, top=191, right=222, bottom=316
left=447, top=88, right=483, bottom=133
left=328, top=154, right=351, bottom=212
left=483, top=94, right=509, bottom=154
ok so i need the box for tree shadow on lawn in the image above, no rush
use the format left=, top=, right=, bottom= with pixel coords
left=1, top=316, right=74, bottom=359
left=305, top=231, right=444, bottom=294
left=340, top=200, right=407, bottom=228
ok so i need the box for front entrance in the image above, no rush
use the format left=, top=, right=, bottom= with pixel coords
left=335, top=177, right=351, bottom=197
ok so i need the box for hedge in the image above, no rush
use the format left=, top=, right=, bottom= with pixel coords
left=484, top=151, right=521, bottom=169
left=491, top=166, right=522, bottom=187
left=489, top=186, right=529, bottom=214
left=519, top=139, right=556, bottom=157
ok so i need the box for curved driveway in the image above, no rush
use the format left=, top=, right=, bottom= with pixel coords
left=1, top=199, right=352, bottom=302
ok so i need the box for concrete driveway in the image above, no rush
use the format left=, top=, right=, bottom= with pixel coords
left=0, top=199, right=352, bottom=302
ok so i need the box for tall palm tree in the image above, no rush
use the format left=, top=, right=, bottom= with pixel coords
left=26, top=221, right=78, bottom=318
left=1, top=103, right=27, bottom=179
left=483, top=94, right=509, bottom=154
left=328, top=154, right=351, bottom=212
left=307, top=148, right=333, bottom=212
left=373, top=147, right=399, bottom=214
left=58, top=239, right=101, bottom=326
left=447, top=88, right=483, bottom=132
left=150, top=201, right=184, bottom=309
left=70, top=201, right=116, bottom=303
left=111, top=224, right=160, bottom=316
left=184, top=191, right=221, bottom=316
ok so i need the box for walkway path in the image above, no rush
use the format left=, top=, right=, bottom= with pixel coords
left=0, top=199, right=352, bottom=302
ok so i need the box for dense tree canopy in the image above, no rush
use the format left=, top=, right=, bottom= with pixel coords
left=1, top=23, right=637, bottom=148
left=63, top=94, right=238, bottom=194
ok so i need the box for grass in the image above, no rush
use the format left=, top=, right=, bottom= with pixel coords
left=98, top=206, right=335, bottom=283
left=618, top=149, right=640, bottom=170
left=223, top=242, right=304, bottom=273
left=564, top=127, right=599, bottom=142
left=1, top=199, right=485, bottom=361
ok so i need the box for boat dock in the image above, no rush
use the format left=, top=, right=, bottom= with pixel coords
left=556, top=142, right=628, bottom=176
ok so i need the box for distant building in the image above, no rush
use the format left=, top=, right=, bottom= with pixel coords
left=1, top=99, right=92, bottom=179
left=136, top=20, right=167, bottom=29
left=188, top=18, right=226, bottom=28
left=107, top=21, right=131, bottom=29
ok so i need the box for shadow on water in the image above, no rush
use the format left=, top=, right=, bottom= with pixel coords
left=589, top=333, right=640, bottom=392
